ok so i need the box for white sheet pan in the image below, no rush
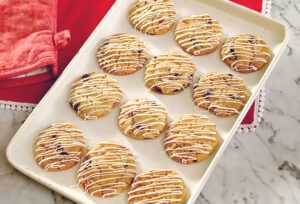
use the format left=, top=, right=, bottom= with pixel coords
left=6, top=0, right=289, bottom=203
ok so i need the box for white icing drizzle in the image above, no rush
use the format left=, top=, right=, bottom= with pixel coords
left=77, top=143, right=136, bottom=197
left=97, top=34, right=149, bottom=74
left=34, top=123, right=85, bottom=171
left=129, top=0, right=177, bottom=34
left=175, top=14, right=223, bottom=55
left=69, top=72, right=122, bottom=120
left=144, top=51, right=195, bottom=93
left=164, top=114, right=217, bottom=164
left=119, top=99, right=167, bottom=139
left=193, top=73, right=248, bottom=116
left=128, top=169, right=185, bottom=204
left=222, top=35, right=270, bottom=72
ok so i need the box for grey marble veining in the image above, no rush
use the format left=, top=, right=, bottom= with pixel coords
left=0, top=0, right=299, bottom=203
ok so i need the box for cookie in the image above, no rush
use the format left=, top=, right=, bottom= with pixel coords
left=193, top=73, right=249, bottom=117
left=175, top=14, right=223, bottom=56
left=119, top=98, right=167, bottom=140
left=164, top=114, right=219, bottom=164
left=221, top=34, right=271, bottom=73
left=77, top=143, right=136, bottom=197
left=69, top=72, right=123, bottom=120
left=128, top=169, right=186, bottom=204
left=144, top=51, right=196, bottom=95
left=34, top=123, right=86, bottom=172
left=128, top=0, right=177, bottom=35
left=97, top=34, right=150, bottom=75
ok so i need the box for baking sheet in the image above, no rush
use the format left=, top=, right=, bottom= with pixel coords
left=6, top=0, right=289, bottom=203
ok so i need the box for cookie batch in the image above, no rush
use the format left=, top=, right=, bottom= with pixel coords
left=164, top=114, right=220, bottom=164
left=77, top=143, right=136, bottom=197
left=97, top=34, right=150, bottom=75
left=128, top=0, right=177, bottom=35
left=175, top=14, right=223, bottom=56
left=193, top=73, right=249, bottom=117
left=33, top=0, right=272, bottom=203
left=128, top=169, right=186, bottom=203
left=221, top=34, right=270, bottom=73
left=144, top=51, right=196, bottom=94
left=34, top=123, right=86, bottom=171
left=68, top=72, right=123, bottom=120
left=119, top=98, right=168, bottom=140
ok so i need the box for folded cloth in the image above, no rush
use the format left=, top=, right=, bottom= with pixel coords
left=0, top=0, right=115, bottom=102
left=0, top=0, right=70, bottom=87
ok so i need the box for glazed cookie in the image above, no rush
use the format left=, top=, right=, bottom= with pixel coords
left=128, top=0, right=177, bottom=35
left=34, top=123, right=86, bottom=172
left=77, top=143, right=136, bottom=197
left=97, top=34, right=150, bottom=75
left=175, top=14, right=223, bottom=56
left=193, top=73, right=249, bottom=117
left=69, top=72, right=123, bottom=120
left=128, top=169, right=186, bottom=204
left=164, top=114, right=219, bottom=164
left=221, top=34, right=271, bottom=73
left=119, top=98, right=167, bottom=140
left=144, top=51, right=196, bottom=95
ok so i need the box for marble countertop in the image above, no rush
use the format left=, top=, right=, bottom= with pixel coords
left=0, top=0, right=299, bottom=203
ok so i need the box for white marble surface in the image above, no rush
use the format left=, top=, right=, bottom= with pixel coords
left=0, top=0, right=299, bottom=203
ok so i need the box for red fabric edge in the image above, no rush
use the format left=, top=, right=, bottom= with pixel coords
left=0, top=71, right=54, bottom=88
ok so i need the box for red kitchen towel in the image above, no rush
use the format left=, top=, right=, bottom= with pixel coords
left=0, top=0, right=70, bottom=85
left=0, top=0, right=264, bottom=128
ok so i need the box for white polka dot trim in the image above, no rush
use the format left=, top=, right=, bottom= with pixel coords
left=0, top=100, right=35, bottom=112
